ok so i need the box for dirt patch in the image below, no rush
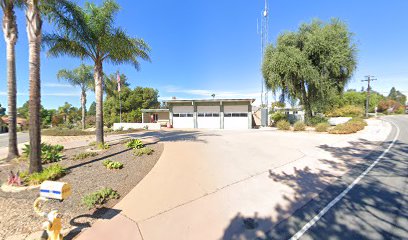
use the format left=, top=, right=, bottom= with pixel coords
left=0, top=140, right=163, bottom=239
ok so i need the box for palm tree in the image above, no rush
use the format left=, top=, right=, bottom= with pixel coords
left=57, top=64, right=93, bottom=130
left=0, top=0, right=21, bottom=160
left=43, top=0, right=151, bottom=144
left=25, top=0, right=42, bottom=173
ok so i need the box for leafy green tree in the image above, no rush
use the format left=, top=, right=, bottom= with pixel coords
left=18, top=101, right=59, bottom=127
left=103, top=86, right=159, bottom=126
left=57, top=102, right=80, bottom=124
left=43, top=0, right=151, bottom=144
left=0, top=103, right=5, bottom=116
left=104, top=73, right=130, bottom=98
left=88, top=101, right=96, bottom=116
left=57, top=64, right=93, bottom=129
left=388, top=87, right=407, bottom=105
left=17, top=101, right=29, bottom=119
left=262, top=19, right=357, bottom=123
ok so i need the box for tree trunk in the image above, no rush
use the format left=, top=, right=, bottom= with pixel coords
left=301, top=80, right=313, bottom=124
left=81, top=90, right=86, bottom=130
left=2, top=4, right=19, bottom=160
left=6, top=40, right=19, bottom=159
left=94, top=61, right=104, bottom=144
left=26, top=0, right=42, bottom=173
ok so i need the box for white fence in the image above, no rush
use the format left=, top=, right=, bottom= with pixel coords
left=113, top=123, right=161, bottom=131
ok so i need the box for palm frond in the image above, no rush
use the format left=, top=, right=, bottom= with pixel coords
left=43, top=33, right=91, bottom=60
left=103, top=28, right=151, bottom=70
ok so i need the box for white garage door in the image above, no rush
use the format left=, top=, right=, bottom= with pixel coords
left=173, top=106, right=194, bottom=128
left=224, top=105, right=249, bottom=129
left=197, top=106, right=220, bottom=129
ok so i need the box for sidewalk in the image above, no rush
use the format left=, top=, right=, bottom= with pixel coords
left=0, top=132, right=144, bottom=160
left=75, top=119, right=392, bottom=240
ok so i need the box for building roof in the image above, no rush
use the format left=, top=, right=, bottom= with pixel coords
left=164, top=98, right=256, bottom=104
left=141, top=109, right=169, bottom=113
left=1, top=116, right=28, bottom=126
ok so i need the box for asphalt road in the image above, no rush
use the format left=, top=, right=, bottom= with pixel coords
left=268, top=115, right=408, bottom=240
left=0, top=132, right=29, bottom=148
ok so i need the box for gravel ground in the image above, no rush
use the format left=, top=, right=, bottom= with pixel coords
left=0, top=140, right=163, bottom=239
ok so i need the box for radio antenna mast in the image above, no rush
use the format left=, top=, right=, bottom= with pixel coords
left=260, top=0, right=269, bottom=108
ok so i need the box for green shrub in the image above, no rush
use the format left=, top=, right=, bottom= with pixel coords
left=81, top=187, right=120, bottom=209
left=102, top=160, right=123, bottom=169
left=395, top=106, right=405, bottom=114
left=22, top=143, right=64, bottom=164
left=326, top=105, right=364, bottom=118
left=73, top=152, right=98, bottom=160
left=315, top=123, right=330, bottom=132
left=125, top=139, right=144, bottom=149
left=276, top=120, right=290, bottom=130
left=328, top=118, right=366, bottom=134
left=134, top=147, right=154, bottom=157
left=293, top=121, right=306, bottom=131
left=97, top=142, right=110, bottom=150
left=88, top=141, right=97, bottom=147
left=271, top=111, right=287, bottom=124
left=21, top=164, right=66, bottom=185
left=310, top=115, right=328, bottom=126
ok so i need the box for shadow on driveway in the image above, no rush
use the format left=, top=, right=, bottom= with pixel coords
left=220, top=137, right=408, bottom=239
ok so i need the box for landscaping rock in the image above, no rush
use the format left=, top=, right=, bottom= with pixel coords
left=328, top=117, right=352, bottom=126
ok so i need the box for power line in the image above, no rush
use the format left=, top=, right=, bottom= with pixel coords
left=361, top=75, right=377, bottom=118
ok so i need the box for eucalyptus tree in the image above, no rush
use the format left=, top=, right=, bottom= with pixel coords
left=262, top=19, right=357, bottom=123
left=43, top=0, right=151, bottom=144
left=1, top=0, right=23, bottom=159
left=57, top=64, right=93, bottom=130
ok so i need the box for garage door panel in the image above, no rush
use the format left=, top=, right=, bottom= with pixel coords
left=197, top=106, right=220, bottom=112
left=224, top=109, right=248, bottom=129
left=197, top=116, right=220, bottom=129
left=173, top=116, right=194, bottom=128
left=173, top=106, right=194, bottom=114
left=224, top=105, right=248, bottom=113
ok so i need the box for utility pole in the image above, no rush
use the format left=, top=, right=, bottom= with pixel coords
left=361, top=75, right=377, bottom=118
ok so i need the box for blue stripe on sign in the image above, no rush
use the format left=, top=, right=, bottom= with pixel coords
left=40, top=190, right=61, bottom=194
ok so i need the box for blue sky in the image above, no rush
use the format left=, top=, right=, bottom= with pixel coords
left=0, top=0, right=407, bottom=110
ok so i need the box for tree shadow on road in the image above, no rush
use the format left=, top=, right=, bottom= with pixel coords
left=221, top=138, right=408, bottom=239
left=124, top=130, right=221, bottom=143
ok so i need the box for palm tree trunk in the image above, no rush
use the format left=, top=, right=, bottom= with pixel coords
left=2, top=5, right=19, bottom=160
left=6, top=40, right=19, bottom=159
left=94, top=61, right=104, bottom=144
left=81, top=90, right=86, bottom=130
left=26, top=0, right=42, bottom=173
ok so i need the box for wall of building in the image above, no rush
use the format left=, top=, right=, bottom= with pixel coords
left=168, top=101, right=252, bottom=129
left=142, top=112, right=169, bottom=124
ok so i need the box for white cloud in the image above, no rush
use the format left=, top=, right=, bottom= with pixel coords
left=43, top=83, right=73, bottom=88
left=43, top=92, right=80, bottom=97
left=162, top=86, right=264, bottom=106
left=165, top=87, right=259, bottom=99
left=0, top=91, right=28, bottom=96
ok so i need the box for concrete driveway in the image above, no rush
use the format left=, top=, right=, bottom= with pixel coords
left=77, top=119, right=392, bottom=240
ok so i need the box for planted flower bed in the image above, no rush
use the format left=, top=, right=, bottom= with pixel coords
left=0, top=140, right=163, bottom=238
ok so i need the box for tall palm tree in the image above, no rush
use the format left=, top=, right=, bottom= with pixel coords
left=1, top=0, right=21, bottom=160
left=25, top=0, right=42, bottom=173
left=43, top=0, right=151, bottom=144
left=57, top=64, right=93, bottom=130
